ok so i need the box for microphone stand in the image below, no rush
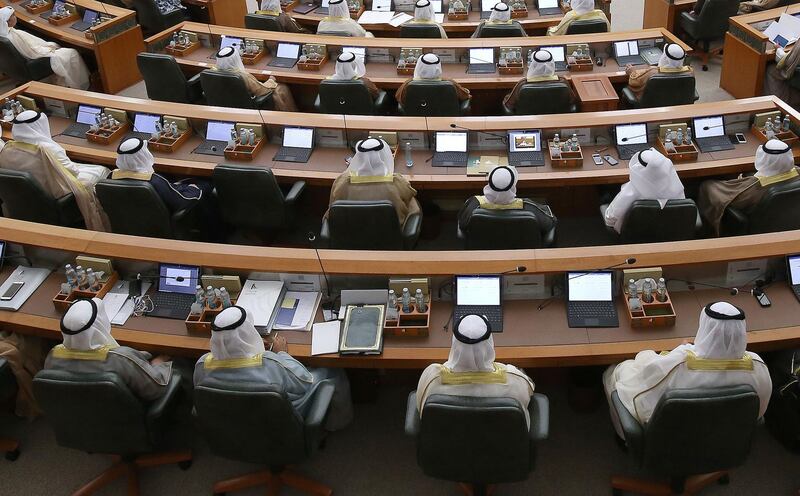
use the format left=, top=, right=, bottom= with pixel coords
left=449, top=123, right=508, bottom=144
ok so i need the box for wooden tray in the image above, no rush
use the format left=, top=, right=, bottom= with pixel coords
left=52, top=271, right=119, bottom=313
left=148, top=131, right=190, bottom=153
left=165, top=41, right=200, bottom=57
left=751, top=125, right=799, bottom=146
left=297, top=55, right=327, bottom=71
left=48, top=13, right=79, bottom=25
left=242, top=49, right=266, bottom=65
left=24, top=2, right=52, bottom=14
left=548, top=140, right=582, bottom=168
left=624, top=291, right=676, bottom=328
left=185, top=305, right=224, bottom=334
left=86, top=123, right=130, bottom=146
left=397, top=63, right=415, bottom=75
left=350, top=5, right=364, bottom=18
left=655, top=138, right=698, bottom=163
left=510, top=7, right=527, bottom=18
left=498, top=63, right=523, bottom=75
left=281, top=0, right=299, bottom=10
left=384, top=298, right=430, bottom=337
left=224, top=138, right=264, bottom=161
left=568, top=58, right=594, bottom=72
left=447, top=11, right=468, bottom=20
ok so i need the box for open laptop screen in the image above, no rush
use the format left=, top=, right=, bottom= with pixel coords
left=456, top=275, right=501, bottom=306
left=538, top=0, right=558, bottom=7
left=568, top=272, right=612, bottom=302
left=788, top=255, right=800, bottom=285
left=220, top=36, right=242, bottom=50
left=481, top=0, right=496, bottom=11
left=540, top=45, right=565, bottom=63
left=206, top=121, right=234, bottom=141
left=469, top=48, right=494, bottom=65
left=508, top=130, right=541, bottom=152
left=283, top=127, right=314, bottom=148
left=614, top=40, right=639, bottom=58
left=76, top=105, right=101, bottom=125
left=158, top=264, right=199, bottom=294
left=615, top=123, right=648, bottom=146
left=276, top=43, right=301, bottom=59
left=133, top=113, right=160, bottom=134
left=82, top=9, right=98, bottom=24
left=435, top=132, right=468, bottom=152
left=693, top=116, right=725, bottom=138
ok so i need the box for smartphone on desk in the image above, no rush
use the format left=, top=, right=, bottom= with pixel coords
left=0, top=281, right=24, bottom=301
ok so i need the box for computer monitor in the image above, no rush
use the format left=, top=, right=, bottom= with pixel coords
left=435, top=131, right=468, bottom=152
left=508, top=130, right=541, bottom=152
left=615, top=123, right=648, bottom=146
left=82, top=9, right=98, bottom=24
left=205, top=121, right=234, bottom=141
left=693, top=116, right=726, bottom=138
left=276, top=42, right=301, bottom=59
left=481, top=0, right=497, bottom=12
left=75, top=105, right=101, bottom=125
left=613, top=40, right=640, bottom=58
left=788, top=255, right=800, bottom=285
left=133, top=113, right=161, bottom=134
left=567, top=272, right=613, bottom=302
left=455, top=275, right=501, bottom=306
left=538, top=0, right=558, bottom=7
left=540, top=45, right=565, bottom=63
left=157, top=263, right=200, bottom=294
left=469, top=48, right=494, bottom=65
left=220, top=36, right=242, bottom=50
left=283, top=127, right=314, bottom=148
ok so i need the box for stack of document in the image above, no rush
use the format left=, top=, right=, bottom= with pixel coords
left=273, top=291, right=322, bottom=331
left=237, top=279, right=286, bottom=334
left=764, top=13, right=800, bottom=46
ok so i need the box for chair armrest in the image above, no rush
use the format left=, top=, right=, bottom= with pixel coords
left=254, top=92, right=274, bottom=110
left=56, top=192, right=83, bottom=227
left=187, top=73, right=204, bottom=103
left=27, top=56, right=53, bottom=80
left=319, top=218, right=331, bottom=247
left=404, top=391, right=421, bottom=437
left=304, top=381, right=334, bottom=429
left=502, top=102, right=515, bottom=116
left=456, top=224, right=465, bottom=241
left=542, top=224, right=557, bottom=248
left=146, top=373, right=182, bottom=426
left=402, top=213, right=422, bottom=250
left=611, top=390, right=644, bottom=460
left=373, top=90, right=391, bottom=115
left=313, top=94, right=321, bottom=113
left=284, top=181, right=306, bottom=204
left=693, top=89, right=700, bottom=102
left=528, top=393, right=549, bottom=441
left=720, top=206, right=749, bottom=236
left=621, top=87, right=639, bottom=108
left=460, top=98, right=471, bottom=116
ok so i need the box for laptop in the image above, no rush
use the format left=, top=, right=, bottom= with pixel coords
left=480, top=0, right=496, bottom=19
left=372, top=0, right=392, bottom=10
left=343, top=46, right=366, bottom=65
left=540, top=45, right=567, bottom=71
left=453, top=275, right=503, bottom=332
left=40, top=0, right=65, bottom=20
left=537, top=0, right=561, bottom=15
left=62, top=105, right=102, bottom=138
left=566, top=271, right=619, bottom=328
left=146, top=264, right=201, bottom=320
left=315, top=0, right=329, bottom=14
left=130, top=113, right=161, bottom=141
left=613, top=40, right=646, bottom=67
left=70, top=9, right=98, bottom=32
left=274, top=127, right=314, bottom=163
left=219, top=35, right=242, bottom=51
left=432, top=131, right=468, bottom=167
left=268, top=42, right=301, bottom=68
left=614, top=123, right=649, bottom=160
left=292, top=0, right=319, bottom=14
left=788, top=254, right=800, bottom=303
left=640, top=45, right=662, bottom=65
left=507, top=129, right=544, bottom=167
left=193, top=121, right=234, bottom=157
left=431, top=0, right=442, bottom=11
left=693, top=115, right=735, bottom=152
left=467, top=48, right=495, bottom=74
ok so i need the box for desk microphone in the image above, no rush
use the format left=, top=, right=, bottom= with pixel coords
left=308, top=232, right=332, bottom=299
left=700, top=123, right=725, bottom=132
left=537, top=257, right=637, bottom=311
left=449, top=123, right=507, bottom=144
left=667, top=277, right=739, bottom=296
left=619, top=133, right=649, bottom=143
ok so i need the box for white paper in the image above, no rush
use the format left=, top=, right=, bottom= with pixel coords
left=273, top=291, right=321, bottom=331
left=435, top=13, right=444, bottom=23
left=389, top=12, right=413, bottom=26
left=237, top=279, right=285, bottom=327
left=111, top=282, right=151, bottom=325
left=102, top=292, right=129, bottom=321
left=764, top=14, right=800, bottom=45
left=357, top=10, right=397, bottom=23
left=311, top=321, right=341, bottom=356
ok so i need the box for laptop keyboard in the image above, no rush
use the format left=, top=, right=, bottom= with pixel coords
left=454, top=305, right=503, bottom=330
left=568, top=301, right=617, bottom=319
left=150, top=292, right=194, bottom=314
left=509, top=151, right=544, bottom=166
left=617, top=144, right=649, bottom=161
left=696, top=136, right=734, bottom=151
left=274, top=147, right=313, bottom=162
left=433, top=151, right=468, bottom=166
left=468, top=63, right=496, bottom=74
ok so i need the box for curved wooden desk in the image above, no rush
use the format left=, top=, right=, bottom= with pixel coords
left=642, top=0, right=694, bottom=32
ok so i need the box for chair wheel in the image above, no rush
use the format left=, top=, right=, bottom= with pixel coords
left=5, top=449, right=20, bottom=461
left=702, top=65, right=709, bottom=71
left=178, top=460, right=192, bottom=471
left=718, top=474, right=730, bottom=485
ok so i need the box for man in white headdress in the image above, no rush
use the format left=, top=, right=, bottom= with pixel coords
left=602, top=148, right=685, bottom=234
left=255, top=0, right=308, bottom=32
left=213, top=46, right=298, bottom=111
left=416, top=314, right=535, bottom=424
left=404, top=0, right=447, bottom=38
left=394, top=53, right=470, bottom=107
left=194, top=306, right=353, bottom=430
left=458, top=165, right=556, bottom=235
left=0, top=110, right=109, bottom=230
left=471, top=2, right=525, bottom=38
left=0, top=6, right=90, bottom=89
left=326, top=137, right=420, bottom=226
left=547, top=0, right=608, bottom=36
left=603, top=302, right=772, bottom=440
left=317, top=0, right=374, bottom=37
left=625, top=43, right=692, bottom=100
left=44, top=298, right=174, bottom=402
left=503, top=49, right=576, bottom=113
left=328, top=52, right=379, bottom=99
left=698, top=139, right=800, bottom=236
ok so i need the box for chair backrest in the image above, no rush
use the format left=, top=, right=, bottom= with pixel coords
left=199, top=70, right=258, bottom=109
left=0, top=168, right=61, bottom=225
left=643, top=385, right=759, bottom=476
left=244, top=13, right=284, bottom=31
left=514, top=81, right=575, bottom=115
left=317, top=30, right=353, bottom=37
left=418, top=394, right=533, bottom=485
left=638, top=72, right=697, bottom=108
left=130, top=0, right=173, bottom=34
left=462, top=207, right=544, bottom=249
left=212, top=164, right=288, bottom=230
left=194, top=377, right=308, bottom=466
left=136, top=53, right=192, bottom=104
left=328, top=200, right=403, bottom=249
left=747, top=179, right=800, bottom=234
left=0, top=38, right=32, bottom=83
left=318, top=80, right=376, bottom=115
left=695, top=0, right=740, bottom=40
left=565, top=18, right=608, bottom=34
left=33, top=369, right=151, bottom=455
left=619, top=199, right=698, bottom=244
left=95, top=179, right=174, bottom=238
left=400, top=23, right=444, bottom=38
left=477, top=21, right=527, bottom=38
left=403, top=80, right=462, bottom=116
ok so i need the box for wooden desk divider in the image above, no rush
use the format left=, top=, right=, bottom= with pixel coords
left=47, top=4, right=79, bottom=26
left=86, top=108, right=130, bottom=145
left=655, top=122, right=698, bottom=162
left=24, top=0, right=52, bottom=15
left=148, top=116, right=191, bottom=153
left=241, top=40, right=266, bottom=65
left=384, top=296, right=431, bottom=337
left=624, top=288, right=676, bottom=328
left=498, top=47, right=524, bottom=75
left=297, top=44, right=327, bottom=71
left=397, top=48, right=422, bottom=76
left=53, top=271, right=119, bottom=313
left=566, top=43, right=593, bottom=71
left=548, top=139, right=582, bottom=168
left=164, top=32, right=200, bottom=57
left=224, top=123, right=264, bottom=161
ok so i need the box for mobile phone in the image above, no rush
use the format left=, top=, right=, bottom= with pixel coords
left=735, top=133, right=747, bottom=144
left=0, top=281, right=24, bottom=301
left=604, top=155, right=619, bottom=166
left=752, top=287, right=771, bottom=307
left=592, top=153, right=603, bottom=165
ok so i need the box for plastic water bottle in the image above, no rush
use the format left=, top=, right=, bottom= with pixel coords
left=783, top=115, right=792, bottom=132
left=676, top=129, right=684, bottom=146
left=65, top=264, right=78, bottom=290
left=219, top=287, right=232, bottom=308
left=642, top=280, right=654, bottom=304
left=388, top=289, right=398, bottom=309
left=195, top=285, right=205, bottom=306
left=75, top=266, right=87, bottom=290
left=415, top=289, right=427, bottom=313
left=401, top=288, right=412, bottom=313
left=405, top=142, right=413, bottom=168
left=206, top=286, right=218, bottom=309
left=85, top=268, right=99, bottom=291
left=656, top=278, right=668, bottom=302
left=685, top=127, right=692, bottom=145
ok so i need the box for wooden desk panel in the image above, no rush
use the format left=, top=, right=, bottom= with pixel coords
left=571, top=74, right=618, bottom=112
left=642, top=0, right=694, bottom=32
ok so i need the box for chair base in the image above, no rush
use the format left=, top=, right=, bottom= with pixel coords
left=213, top=468, right=332, bottom=496
left=458, top=482, right=495, bottom=496
left=72, top=450, right=192, bottom=496
left=611, top=471, right=729, bottom=495
left=0, top=437, right=19, bottom=461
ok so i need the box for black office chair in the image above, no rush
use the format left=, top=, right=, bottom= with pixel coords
left=622, top=72, right=699, bottom=108
left=321, top=200, right=422, bottom=250
left=314, top=80, right=390, bottom=115
left=194, top=377, right=335, bottom=496
left=136, top=53, right=203, bottom=104
left=457, top=206, right=557, bottom=249
left=615, top=199, right=701, bottom=244
left=398, top=80, right=471, bottom=116
left=212, top=165, right=305, bottom=242
left=32, top=370, right=190, bottom=495
left=244, top=13, right=284, bottom=31
left=565, top=18, right=608, bottom=34
left=400, top=23, right=444, bottom=38
left=502, top=81, right=577, bottom=115
left=199, top=70, right=274, bottom=110
left=316, top=30, right=353, bottom=37
left=129, top=0, right=188, bottom=36
left=0, top=169, right=83, bottom=227
left=720, top=179, right=800, bottom=236
left=0, top=358, right=20, bottom=461
left=405, top=392, right=549, bottom=496
left=0, top=38, right=53, bottom=85
left=96, top=179, right=205, bottom=240
left=476, top=21, right=527, bottom=38
left=679, top=0, right=740, bottom=71
left=611, top=385, right=759, bottom=495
